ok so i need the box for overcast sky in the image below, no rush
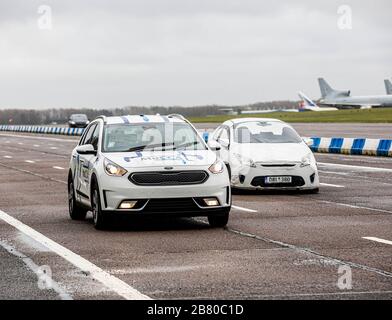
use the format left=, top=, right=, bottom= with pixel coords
left=0, top=0, right=391, bottom=109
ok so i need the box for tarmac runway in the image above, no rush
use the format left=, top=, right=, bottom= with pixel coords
left=0, top=130, right=391, bottom=300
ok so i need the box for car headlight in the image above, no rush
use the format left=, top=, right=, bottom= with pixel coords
left=300, top=153, right=314, bottom=167
left=233, top=153, right=256, bottom=168
left=104, top=158, right=127, bottom=176
left=208, top=159, right=224, bottom=174
left=69, top=121, right=75, bottom=125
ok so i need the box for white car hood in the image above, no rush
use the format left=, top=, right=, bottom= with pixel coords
left=103, top=149, right=216, bottom=169
left=231, top=143, right=311, bottom=163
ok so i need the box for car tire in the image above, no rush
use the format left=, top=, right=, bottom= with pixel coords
left=208, top=209, right=230, bottom=228
left=91, top=183, right=108, bottom=230
left=68, top=178, right=87, bottom=220
left=225, top=163, right=231, bottom=180
left=310, top=188, right=319, bottom=194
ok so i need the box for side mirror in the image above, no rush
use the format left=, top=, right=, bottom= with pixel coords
left=303, top=138, right=313, bottom=147
left=207, top=140, right=221, bottom=151
left=76, top=144, right=97, bottom=155
left=219, top=139, right=229, bottom=148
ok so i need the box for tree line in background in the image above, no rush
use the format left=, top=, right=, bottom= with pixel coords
left=0, top=101, right=299, bottom=125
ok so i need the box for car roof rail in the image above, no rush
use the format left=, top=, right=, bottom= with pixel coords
left=167, top=113, right=201, bottom=135
left=167, top=114, right=188, bottom=121
left=95, top=115, right=107, bottom=123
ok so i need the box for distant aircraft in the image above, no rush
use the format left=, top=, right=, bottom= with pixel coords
left=385, top=79, right=392, bottom=95
left=317, top=78, right=392, bottom=109
left=240, top=108, right=298, bottom=114
left=298, top=91, right=338, bottom=111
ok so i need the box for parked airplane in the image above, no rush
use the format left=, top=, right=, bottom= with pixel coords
left=317, top=78, right=392, bottom=109
left=298, top=92, right=338, bottom=111
left=385, top=79, right=392, bottom=95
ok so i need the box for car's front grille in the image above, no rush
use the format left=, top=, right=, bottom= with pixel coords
left=251, top=176, right=305, bottom=188
left=143, top=198, right=200, bottom=213
left=129, top=171, right=208, bottom=186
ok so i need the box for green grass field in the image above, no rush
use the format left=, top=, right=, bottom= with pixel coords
left=189, top=108, right=392, bottom=123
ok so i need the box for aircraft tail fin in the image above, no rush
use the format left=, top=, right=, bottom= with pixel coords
left=298, top=91, right=317, bottom=107
left=318, top=78, right=350, bottom=98
left=385, top=79, right=392, bottom=95
left=318, top=78, right=333, bottom=98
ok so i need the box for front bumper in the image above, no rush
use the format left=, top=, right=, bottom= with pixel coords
left=97, top=169, right=231, bottom=214
left=231, top=163, right=320, bottom=190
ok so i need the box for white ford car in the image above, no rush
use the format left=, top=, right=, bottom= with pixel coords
left=208, top=118, right=320, bottom=192
left=68, top=115, right=231, bottom=229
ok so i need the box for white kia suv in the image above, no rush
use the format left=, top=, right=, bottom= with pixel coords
left=68, top=115, right=231, bottom=229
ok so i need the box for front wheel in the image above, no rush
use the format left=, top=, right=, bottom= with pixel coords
left=308, top=188, right=319, bottom=194
left=68, top=178, right=87, bottom=220
left=91, top=183, right=108, bottom=230
left=208, top=209, right=230, bottom=228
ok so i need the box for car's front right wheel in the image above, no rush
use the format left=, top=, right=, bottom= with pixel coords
left=208, top=209, right=230, bottom=228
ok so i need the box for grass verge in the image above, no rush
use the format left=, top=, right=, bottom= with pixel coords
left=189, top=108, right=392, bottom=123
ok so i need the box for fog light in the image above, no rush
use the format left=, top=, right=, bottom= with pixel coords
left=203, top=198, right=219, bottom=206
left=119, top=201, right=137, bottom=209
left=231, top=175, right=239, bottom=184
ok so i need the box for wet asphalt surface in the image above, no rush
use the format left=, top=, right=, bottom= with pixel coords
left=0, top=124, right=391, bottom=300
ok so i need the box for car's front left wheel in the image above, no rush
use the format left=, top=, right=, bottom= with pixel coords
left=91, top=183, right=108, bottom=230
left=68, top=178, right=87, bottom=220
left=208, top=208, right=230, bottom=228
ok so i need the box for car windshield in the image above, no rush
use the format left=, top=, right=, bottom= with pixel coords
left=234, top=121, right=302, bottom=144
left=102, top=122, right=207, bottom=153
left=70, top=114, right=88, bottom=121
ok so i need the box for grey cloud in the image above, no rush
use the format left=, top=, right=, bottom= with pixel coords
left=0, top=0, right=391, bottom=108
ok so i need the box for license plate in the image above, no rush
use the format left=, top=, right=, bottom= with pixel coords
left=265, top=176, right=292, bottom=184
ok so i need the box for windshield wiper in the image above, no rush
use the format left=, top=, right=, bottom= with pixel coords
left=173, top=141, right=200, bottom=150
left=127, top=143, right=174, bottom=152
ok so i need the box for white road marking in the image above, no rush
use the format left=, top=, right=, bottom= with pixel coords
left=320, top=182, right=345, bottom=188
left=0, top=133, right=77, bottom=143
left=319, top=170, right=349, bottom=176
left=111, top=265, right=206, bottom=275
left=227, top=227, right=392, bottom=278
left=18, top=142, right=23, bottom=145
left=0, top=239, right=72, bottom=300
left=232, top=205, right=258, bottom=213
left=53, top=166, right=65, bottom=170
left=3, top=155, right=12, bottom=159
left=25, top=160, right=35, bottom=164
left=254, top=290, right=392, bottom=299
left=0, top=162, right=67, bottom=185
left=363, top=237, right=392, bottom=246
left=0, top=209, right=151, bottom=300
left=17, top=232, right=51, bottom=253
left=33, top=145, right=40, bottom=147
left=319, top=200, right=392, bottom=215
left=50, top=147, right=58, bottom=150
left=318, top=162, right=392, bottom=173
